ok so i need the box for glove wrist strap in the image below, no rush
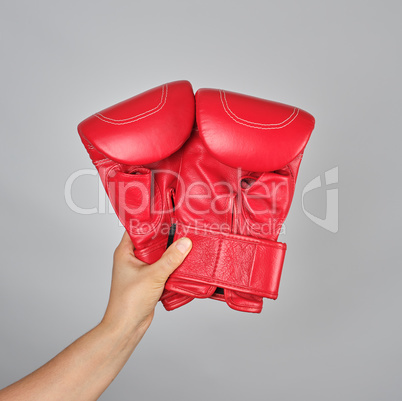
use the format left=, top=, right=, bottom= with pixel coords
left=168, top=223, right=287, bottom=299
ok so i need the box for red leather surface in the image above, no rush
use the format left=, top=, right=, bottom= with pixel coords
left=78, top=80, right=195, bottom=165
left=78, top=82, right=315, bottom=313
left=168, top=224, right=286, bottom=298
left=165, top=88, right=315, bottom=312
left=78, top=81, right=196, bottom=309
left=196, top=89, right=315, bottom=172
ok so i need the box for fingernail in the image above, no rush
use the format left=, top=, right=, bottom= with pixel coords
left=175, top=237, right=192, bottom=254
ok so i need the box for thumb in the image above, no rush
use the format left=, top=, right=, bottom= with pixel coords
left=151, top=237, right=192, bottom=280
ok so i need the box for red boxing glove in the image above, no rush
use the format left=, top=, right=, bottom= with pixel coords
left=165, top=88, right=315, bottom=313
left=78, top=81, right=195, bottom=310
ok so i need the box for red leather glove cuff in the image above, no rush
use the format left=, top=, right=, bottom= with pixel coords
left=167, top=224, right=287, bottom=299
left=160, top=290, right=194, bottom=311
left=133, top=237, right=168, bottom=264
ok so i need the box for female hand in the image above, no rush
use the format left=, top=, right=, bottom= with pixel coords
left=0, top=233, right=192, bottom=401
left=102, top=232, right=193, bottom=335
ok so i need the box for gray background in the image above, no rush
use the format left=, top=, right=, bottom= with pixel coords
left=1, top=0, right=401, bottom=400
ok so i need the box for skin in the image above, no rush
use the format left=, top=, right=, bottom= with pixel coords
left=0, top=232, right=192, bottom=401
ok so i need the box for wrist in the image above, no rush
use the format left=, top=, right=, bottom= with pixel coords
left=98, top=314, right=150, bottom=352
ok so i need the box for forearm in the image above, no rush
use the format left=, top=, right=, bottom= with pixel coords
left=0, top=233, right=190, bottom=400
left=0, top=322, right=146, bottom=401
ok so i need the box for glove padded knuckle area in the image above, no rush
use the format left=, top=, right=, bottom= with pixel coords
left=196, top=88, right=315, bottom=172
left=78, top=80, right=195, bottom=165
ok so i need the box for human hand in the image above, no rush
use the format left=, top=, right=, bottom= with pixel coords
left=101, top=232, right=192, bottom=336
left=0, top=232, right=192, bottom=401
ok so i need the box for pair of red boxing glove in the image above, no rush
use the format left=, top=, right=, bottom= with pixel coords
left=78, top=80, right=315, bottom=313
